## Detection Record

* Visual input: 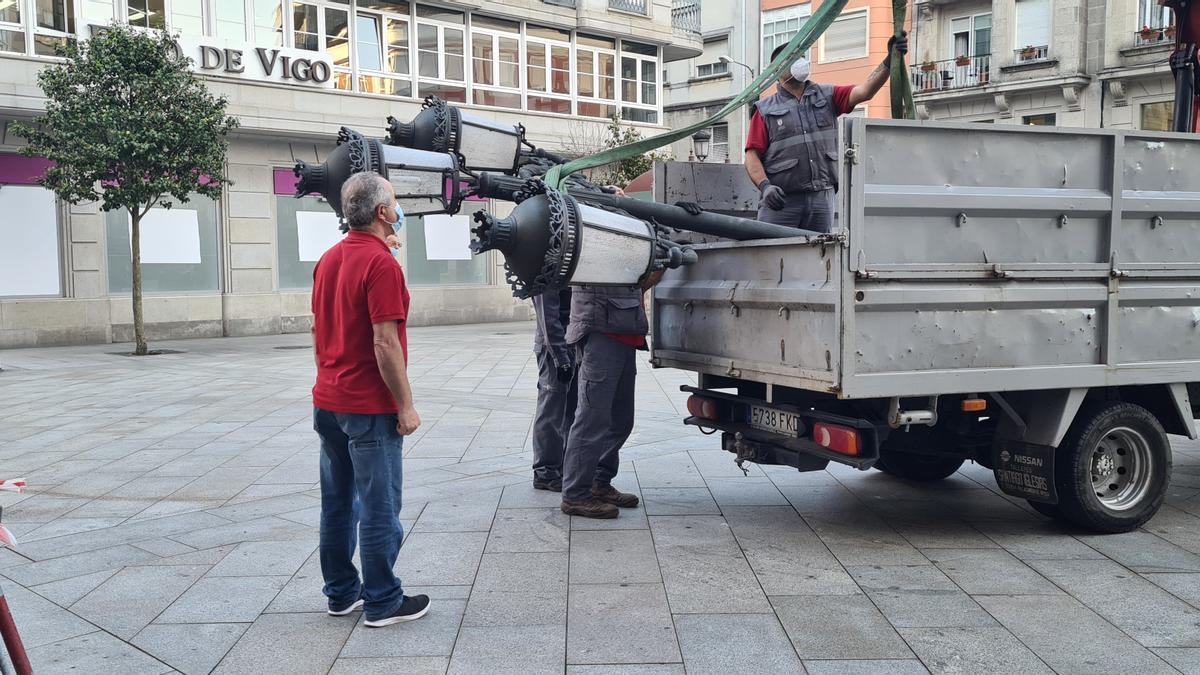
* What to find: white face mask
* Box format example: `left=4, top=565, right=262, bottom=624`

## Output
left=788, top=57, right=811, bottom=84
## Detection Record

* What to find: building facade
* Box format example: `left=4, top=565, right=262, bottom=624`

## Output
left=911, top=0, right=1174, bottom=130
left=0, top=0, right=701, bottom=348
left=662, top=0, right=756, bottom=164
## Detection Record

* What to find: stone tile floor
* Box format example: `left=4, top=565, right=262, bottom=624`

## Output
left=1, top=322, right=1200, bottom=674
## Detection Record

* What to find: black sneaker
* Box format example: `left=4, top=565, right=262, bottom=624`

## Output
left=533, top=477, right=563, bottom=492
left=364, top=595, right=431, bottom=627
left=327, top=597, right=364, bottom=616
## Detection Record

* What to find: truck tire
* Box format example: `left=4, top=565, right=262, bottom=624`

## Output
left=875, top=453, right=965, bottom=482
left=1054, top=401, right=1171, bottom=534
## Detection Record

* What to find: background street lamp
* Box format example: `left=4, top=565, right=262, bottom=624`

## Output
left=718, top=55, right=756, bottom=78
left=691, top=129, right=711, bottom=163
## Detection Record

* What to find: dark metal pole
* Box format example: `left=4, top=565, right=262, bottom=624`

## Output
left=471, top=173, right=817, bottom=241
left=575, top=193, right=821, bottom=240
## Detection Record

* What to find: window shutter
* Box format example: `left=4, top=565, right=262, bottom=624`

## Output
left=1015, top=0, right=1051, bottom=48
left=822, top=11, right=868, bottom=62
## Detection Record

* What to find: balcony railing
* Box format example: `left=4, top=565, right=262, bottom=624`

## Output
left=672, top=0, right=701, bottom=35
left=609, top=0, right=648, bottom=14
left=1014, top=45, right=1050, bottom=64
left=1135, top=27, right=1174, bottom=47
left=911, top=55, right=991, bottom=93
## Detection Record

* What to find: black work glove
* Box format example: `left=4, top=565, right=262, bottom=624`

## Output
left=556, top=364, right=574, bottom=384
left=884, top=32, right=909, bottom=68
left=674, top=201, right=703, bottom=216
left=554, top=349, right=575, bottom=383
left=757, top=179, right=787, bottom=211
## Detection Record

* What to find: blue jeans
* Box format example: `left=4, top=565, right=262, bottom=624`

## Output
left=314, top=407, right=405, bottom=620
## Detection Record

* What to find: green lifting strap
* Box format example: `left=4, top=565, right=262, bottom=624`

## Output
left=544, top=0, right=853, bottom=190
left=890, top=0, right=916, bottom=120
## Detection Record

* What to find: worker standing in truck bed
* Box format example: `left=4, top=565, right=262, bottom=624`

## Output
left=745, top=36, right=907, bottom=232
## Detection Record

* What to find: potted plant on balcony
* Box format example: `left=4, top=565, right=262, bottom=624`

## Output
left=921, top=60, right=937, bottom=73
left=1019, top=45, right=1038, bottom=60
left=1167, top=25, right=1177, bottom=39
left=1140, top=25, right=1158, bottom=41
left=955, top=54, right=972, bottom=67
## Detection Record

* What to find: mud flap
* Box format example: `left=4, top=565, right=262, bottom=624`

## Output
left=993, top=442, right=1058, bottom=504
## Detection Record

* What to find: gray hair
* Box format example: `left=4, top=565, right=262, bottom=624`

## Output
left=341, top=172, right=393, bottom=231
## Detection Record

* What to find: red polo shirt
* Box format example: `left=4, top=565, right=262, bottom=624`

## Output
left=312, top=230, right=410, bottom=415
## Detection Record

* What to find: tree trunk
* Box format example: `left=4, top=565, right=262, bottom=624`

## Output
left=131, top=211, right=148, bottom=356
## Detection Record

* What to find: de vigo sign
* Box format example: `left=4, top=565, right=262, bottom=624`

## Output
left=172, top=36, right=335, bottom=88
left=85, top=25, right=334, bottom=89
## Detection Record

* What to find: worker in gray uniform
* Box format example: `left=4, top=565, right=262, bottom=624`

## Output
left=745, top=36, right=907, bottom=232
left=558, top=274, right=661, bottom=519
left=531, top=287, right=575, bottom=492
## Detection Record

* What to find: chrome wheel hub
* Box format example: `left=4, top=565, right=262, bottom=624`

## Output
left=1090, top=427, right=1153, bottom=512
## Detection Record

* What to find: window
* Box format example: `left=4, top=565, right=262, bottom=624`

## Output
left=1022, top=113, right=1056, bottom=126
left=125, top=0, right=164, bottom=30
left=1140, top=0, right=1172, bottom=30
left=471, top=15, right=520, bottom=109
left=355, top=0, right=410, bottom=97
left=416, top=5, right=465, bottom=102
left=215, top=0, right=247, bottom=41
left=171, top=3, right=205, bottom=36
left=1141, top=101, right=1174, bottom=131
left=820, top=8, right=868, bottom=63
left=709, top=123, right=728, bottom=163
left=292, top=1, right=351, bottom=90
left=250, top=0, right=283, bottom=46
left=1015, top=0, right=1051, bottom=53
left=951, top=14, right=991, bottom=59
left=405, top=214, right=489, bottom=286
left=619, top=40, right=657, bottom=123
left=0, top=0, right=26, bottom=54
left=0, top=178, right=61, bottom=298
left=761, top=4, right=810, bottom=69
left=105, top=194, right=222, bottom=294
left=577, top=33, right=617, bottom=119
left=35, top=0, right=77, bottom=54
left=695, top=37, right=729, bottom=79
left=525, top=23, right=571, bottom=114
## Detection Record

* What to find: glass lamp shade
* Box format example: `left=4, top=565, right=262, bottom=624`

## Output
left=386, top=96, right=524, bottom=174
left=471, top=184, right=664, bottom=299
left=294, top=127, right=463, bottom=217
left=692, top=129, right=712, bottom=162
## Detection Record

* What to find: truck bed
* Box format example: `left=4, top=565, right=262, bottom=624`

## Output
left=652, top=119, right=1200, bottom=399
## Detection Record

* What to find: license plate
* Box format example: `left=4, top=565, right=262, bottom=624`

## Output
left=748, top=404, right=800, bottom=436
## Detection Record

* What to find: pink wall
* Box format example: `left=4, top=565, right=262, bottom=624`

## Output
left=0, top=154, right=53, bottom=185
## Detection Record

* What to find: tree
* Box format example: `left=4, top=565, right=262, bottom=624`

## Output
left=596, top=115, right=671, bottom=188
left=559, top=114, right=671, bottom=188
left=14, top=24, right=238, bottom=355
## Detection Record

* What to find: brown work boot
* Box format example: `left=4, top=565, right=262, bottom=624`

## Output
left=592, top=481, right=640, bottom=508
left=560, top=497, right=619, bottom=519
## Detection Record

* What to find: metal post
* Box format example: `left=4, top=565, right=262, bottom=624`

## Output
left=0, top=581, right=31, bottom=675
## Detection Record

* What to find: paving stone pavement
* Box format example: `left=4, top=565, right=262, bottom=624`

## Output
left=2, top=322, right=1200, bottom=674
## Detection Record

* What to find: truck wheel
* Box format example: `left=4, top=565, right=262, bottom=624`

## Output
left=875, top=453, right=965, bottom=482
left=1054, top=401, right=1171, bottom=534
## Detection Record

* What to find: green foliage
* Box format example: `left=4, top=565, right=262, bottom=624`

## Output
left=597, top=115, right=670, bottom=188
left=12, top=23, right=239, bottom=217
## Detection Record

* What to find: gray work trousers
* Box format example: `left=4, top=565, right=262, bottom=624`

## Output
left=561, top=334, right=637, bottom=501
left=532, top=349, right=577, bottom=482
left=756, top=187, right=835, bottom=233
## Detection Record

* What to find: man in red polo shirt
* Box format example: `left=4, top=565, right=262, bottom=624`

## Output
left=311, top=172, right=429, bottom=627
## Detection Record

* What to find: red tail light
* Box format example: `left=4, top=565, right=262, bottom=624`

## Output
left=813, top=423, right=861, bottom=456
left=687, top=395, right=720, bottom=420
